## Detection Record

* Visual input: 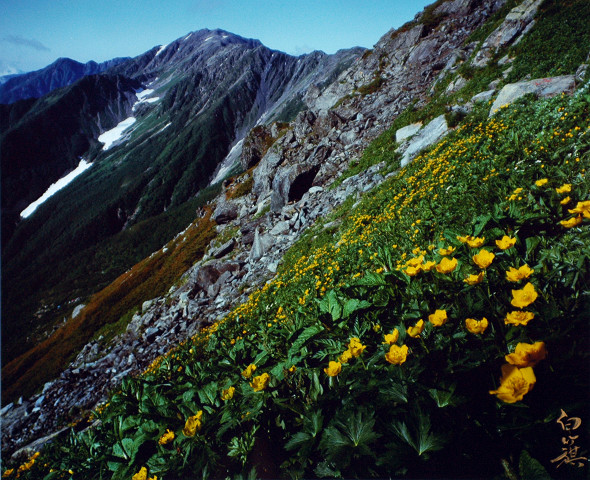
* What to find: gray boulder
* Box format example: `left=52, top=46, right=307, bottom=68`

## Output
left=399, top=115, right=449, bottom=167
left=490, top=75, right=576, bottom=116
left=209, top=239, right=235, bottom=259
left=395, top=122, right=422, bottom=143
left=471, top=89, right=495, bottom=103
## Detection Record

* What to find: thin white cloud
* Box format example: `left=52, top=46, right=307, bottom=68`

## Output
left=3, top=35, right=50, bottom=52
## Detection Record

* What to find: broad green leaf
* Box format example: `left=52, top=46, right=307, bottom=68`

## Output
left=342, top=298, right=372, bottom=318
left=519, top=450, right=551, bottom=480
left=288, top=324, right=324, bottom=357
left=319, top=290, right=342, bottom=321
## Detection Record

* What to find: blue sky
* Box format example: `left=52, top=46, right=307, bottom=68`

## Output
left=0, top=0, right=433, bottom=74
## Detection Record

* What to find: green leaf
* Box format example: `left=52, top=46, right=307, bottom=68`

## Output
left=285, top=431, right=313, bottom=451
left=288, top=324, right=324, bottom=357
left=392, top=414, right=445, bottom=456
left=197, top=382, right=219, bottom=406
left=121, top=437, right=137, bottom=460
left=319, top=290, right=342, bottom=321
left=473, top=214, right=492, bottom=236
left=428, top=383, right=457, bottom=407
left=352, top=271, right=387, bottom=287
left=519, top=450, right=551, bottom=480
left=342, top=298, right=372, bottom=319
left=112, top=442, right=128, bottom=460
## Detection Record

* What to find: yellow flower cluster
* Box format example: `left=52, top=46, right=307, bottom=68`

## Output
left=132, top=466, right=157, bottom=480
left=250, top=373, right=271, bottom=391
left=158, top=429, right=175, bottom=445
left=183, top=411, right=203, bottom=437
left=490, top=342, right=547, bottom=403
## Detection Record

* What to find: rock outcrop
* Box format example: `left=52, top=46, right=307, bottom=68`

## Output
left=490, top=75, right=577, bottom=115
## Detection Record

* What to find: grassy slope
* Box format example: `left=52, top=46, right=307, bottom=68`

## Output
left=5, top=2, right=590, bottom=478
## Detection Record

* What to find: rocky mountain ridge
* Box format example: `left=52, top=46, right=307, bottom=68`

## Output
left=2, top=0, right=566, bottom=458
left=0, top=57, right=130, bottom=104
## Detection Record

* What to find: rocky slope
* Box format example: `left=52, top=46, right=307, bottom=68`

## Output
left=0, top=0, right=541, bottom=458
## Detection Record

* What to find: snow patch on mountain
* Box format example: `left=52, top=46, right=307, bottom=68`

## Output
left=211, top=139, right=244, bottom=184
left=98, top=117, right=137, bottom=150
left=132, top=88, right=160, bottom=111
left=21, top=159, right=92, bottom=218
left=155, top=44, right=168, bottom=56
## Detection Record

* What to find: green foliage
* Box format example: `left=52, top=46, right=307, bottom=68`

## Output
left=506, top=0, right=590, bottom=82
left=356, top=75, right=384, bottom=96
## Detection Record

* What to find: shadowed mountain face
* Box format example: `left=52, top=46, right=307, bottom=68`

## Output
left=0, top=57, right=129, bottom=104
left=0, top=28, right=362, bottom=365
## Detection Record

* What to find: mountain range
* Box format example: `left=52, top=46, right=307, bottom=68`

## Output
left=1, top=28, right=361, bottom=366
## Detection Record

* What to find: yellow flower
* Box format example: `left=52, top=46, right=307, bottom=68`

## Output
left=428, top=309, right=448, bottom=327
left=472, top=249, right=495, bottom=269
left=406, top=256, right=424, bottom=267
left=221, top=386, right=235, bottom=401
left=422, top=261, right=436, bottom=272
left=510, top=282, right=538, bottom=308
left=288, top=365, right=296, bottom=373
left=535, top=178, right=548, bottom=187
left=569, top=200, right=590, bottom=218
left=489, top=364, right=536, bottom=403
left=466, top=236, right=485, bottom=248
left=250, top=372, right=271, bottom=391
left=555, top=183, right=571, bottom=194
left=464, top=272, right=484, bottom=285
left=383, top=329, right=399, bottom=345
left=560, top=215, right=583, bottom=228
left=465, top=317, right=488, bottom=334
left=438, top=246, right=455, bottom=256
left=183, top=411, right=203, bottom=437
left=324, top=361, right=342, bottom=377
left=495, top=235, right=516, bottom=250
left=504, top=311, right=535, bottom=326
left=338, top=349, right=353, bottom=364
left=505, top=342, right=547, bottom=367
left=456, top=235, right=470, bottom=243
left=372, top=324, right=381, bottom=332
left=2, top=469, right=14, bottom=478
left=385, top=344, right=409, bottom=365
left=133, top=467, right=148, bottom=480
left=407, top=319, right=425, bottom=338
left=17, top=459, right=35, bottom=474
left=436, top=257, right=458, bottom=274
left=505, top=264, right=534, bottom=282
left=158, top=429, right=175, bottom=445
left=560, top=196, right=571, bottom=205
left=241, top=364, right=256, bottom=379
left=348, top=338, right=366, bottom=357
left=405, top=265, right=421, bottom=276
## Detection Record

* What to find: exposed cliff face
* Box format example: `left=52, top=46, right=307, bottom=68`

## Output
left=0, top=57, right=129, bottom=104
